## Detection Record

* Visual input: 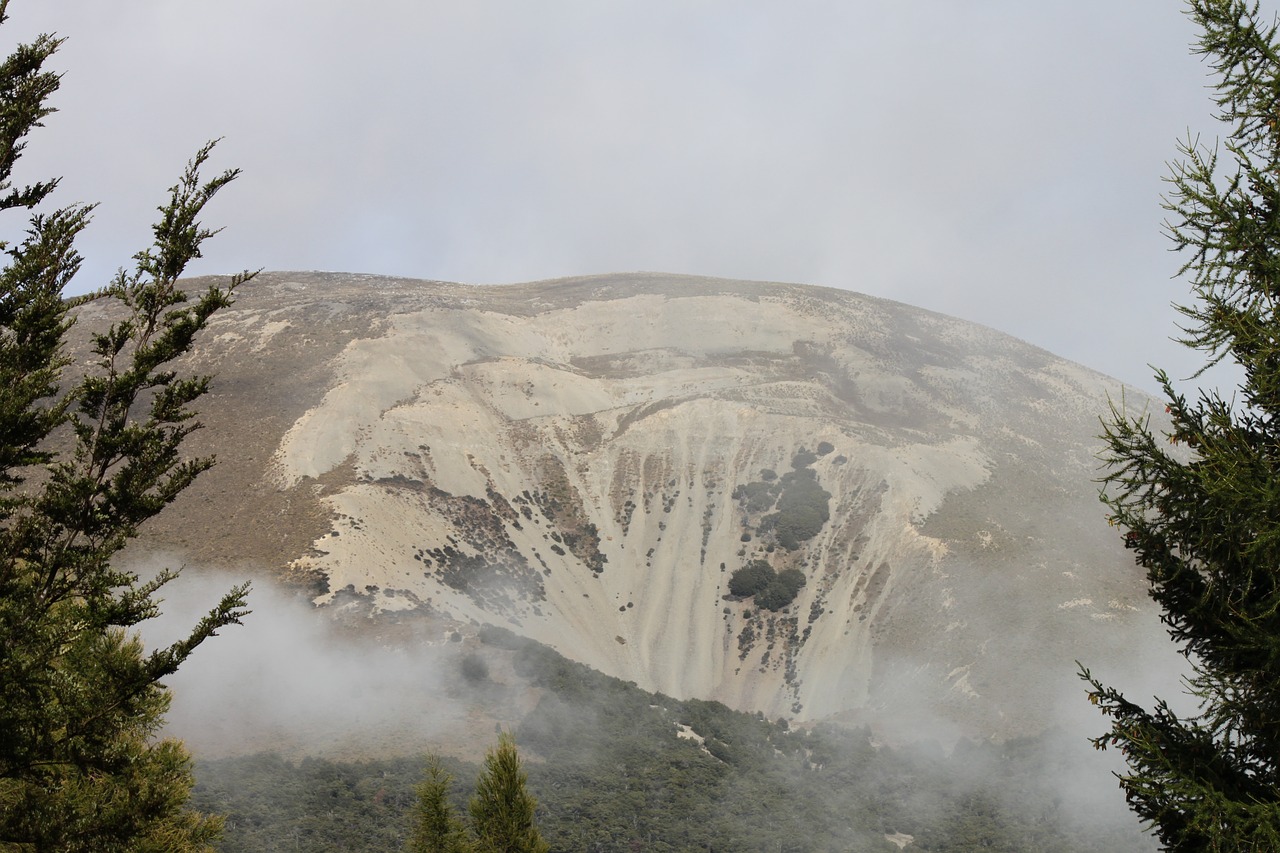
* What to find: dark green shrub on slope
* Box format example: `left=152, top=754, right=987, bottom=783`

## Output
left=729, top=560, right=776, bottom=596
left=754, top=568, right=807, bottom=612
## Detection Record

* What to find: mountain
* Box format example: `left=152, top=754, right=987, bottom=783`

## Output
left=68, top=271, right=1168, bottom=738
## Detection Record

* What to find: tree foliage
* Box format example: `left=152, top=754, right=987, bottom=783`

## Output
left=469, top=733, right=548, bottom=853
left=766, top=466, right=831, bottom=551
left=0, top=4, right=252, bottom=848
left=1083, top=1, right=1280, bottom=848
left=729, top=559, right=776, bottom=597
left=408, top=735, right=548, bottom=853
left=408, top=756, right=469, bottom=853
left=728, top=561, right=806, bottom=610
left=754, top=568, right=807, bottom=612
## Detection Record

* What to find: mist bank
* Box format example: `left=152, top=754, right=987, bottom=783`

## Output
left=130, top=566, right=1163, bottom=850
left=140, top=562, right=1188, bottom=754
left=184, top=618, right=1158, bottom=852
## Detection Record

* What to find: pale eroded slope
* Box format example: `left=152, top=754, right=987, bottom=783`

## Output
left=135, top=271, right=1163, bottom=734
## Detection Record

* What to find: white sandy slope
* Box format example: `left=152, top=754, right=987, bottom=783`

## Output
left=248, top=274, right=1158, bottom=733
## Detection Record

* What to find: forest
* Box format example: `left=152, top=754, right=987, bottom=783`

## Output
left=192, top=629, right=1154, bottom=852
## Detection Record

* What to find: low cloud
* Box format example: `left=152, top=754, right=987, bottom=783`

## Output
left=135, top=561, right=468, bottom=759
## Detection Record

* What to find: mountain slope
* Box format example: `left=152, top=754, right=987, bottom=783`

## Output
left=71, top=271, right=1165, bottom=736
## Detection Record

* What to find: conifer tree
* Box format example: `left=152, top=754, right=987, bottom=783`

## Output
left=1082, top=1, right=1280, bottom=848
left=0, top=3, right=252, bottom=848
left=409, top=735, right=547, bottom=853
left=408, top=756, right=470, bottom=853
left=469, top=734, right=549, bottom=853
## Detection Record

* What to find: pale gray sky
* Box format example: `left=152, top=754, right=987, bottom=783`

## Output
left=0, top=2, right=1237, bottom=394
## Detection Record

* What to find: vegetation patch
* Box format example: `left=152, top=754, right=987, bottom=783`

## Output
left=729, top=559, right=776, bottom=597
left=755, top=569, right=807, bottom=612
left=732, top=449, right=833, bottom=552
left=727, top=560, right=807, bottom=612
left=529, top=455, right=608, bottom=574
left=418, top=490, right=546, bottom=612
left=764, top=468, right=831, bottom=550
left=193, top=639, right=1157, bottom=853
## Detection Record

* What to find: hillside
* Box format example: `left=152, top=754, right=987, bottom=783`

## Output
left=67, top=271, right=1169, bottom=740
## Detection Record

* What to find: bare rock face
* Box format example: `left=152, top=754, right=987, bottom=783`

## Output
left=72, top=271, right=1164, bottom=736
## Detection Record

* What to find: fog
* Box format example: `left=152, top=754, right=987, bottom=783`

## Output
left=129, top=551, right=1196, bottom=847
left=856, top=561, right=1194, bottom=841
left=138, top=561, right=488, bottom=761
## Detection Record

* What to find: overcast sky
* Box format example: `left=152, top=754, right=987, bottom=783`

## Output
left=0, top=2, right=1241, bottom=394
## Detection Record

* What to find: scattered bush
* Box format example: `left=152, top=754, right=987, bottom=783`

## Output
left=732, top=480, right=780, bottom=512
left=478, top=625, right=528, bottom=650
left=754, top=569, right=807, bottom=612
left=816, top=441, right=835, bottom=456
left=729, top=560, right=776, bottom=597
left=729, top=563, right=806, bottom=611
left=461, top=653, right=490, bottom=683
left=767, top=472, right=831, bottom=550
left=791, top=449, right=818, bottom=469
